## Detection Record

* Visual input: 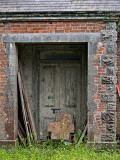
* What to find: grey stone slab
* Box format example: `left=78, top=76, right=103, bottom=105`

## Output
left=107, top=103, right=116, bottom=111
left=101, top=76, right=115, bottom=84
left=107, top=67, right=116, bottom=76
left=106, top=124, right=115, bottom=133
left=2, top=33, right=100, bottom=43
left=4, top=42, right=18, bottom=141
left=107, top=42, right=117, bottom=54
left=101, top=30, right=117, bottom=43
left=101, top=94, right=116, bottom=102
left=101, top=112, right=115, bottom=123
left=101, top=55, right=115, bottom=66
left=88, top=123, right=97, bottom=141
left=106, top=22, right=117, bottom=30
left=106, top=85, right=116, bottom=94
left=101, top=134, right=116, bottom=142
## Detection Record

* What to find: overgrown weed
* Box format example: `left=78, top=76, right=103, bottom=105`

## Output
left=0, top=141, right=120, bottom=160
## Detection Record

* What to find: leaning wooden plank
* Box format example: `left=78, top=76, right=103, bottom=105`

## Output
left=18, top=72, right=31, bottom=145
left=18, top=121, right=26, bottom=147
left=21, top=90, right=34, bottom=141
left=18, top=120, right=26, bottom=139
left=76, top=124, right=88, bottom=148
left=23, top=97, right=33, bottom=135
left=21, top=95, right=32, bottom=136
left=18, top=59, right=37, bottom=141
left=18, top=129, right=26, bottom=148
left=19, top=62, right=36, bottom=141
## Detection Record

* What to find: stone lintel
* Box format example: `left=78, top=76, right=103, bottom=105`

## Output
left=2, top=33, right=100, bottom=43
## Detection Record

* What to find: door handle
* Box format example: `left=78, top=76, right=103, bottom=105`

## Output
left=51, top=108, right=61, bottom=114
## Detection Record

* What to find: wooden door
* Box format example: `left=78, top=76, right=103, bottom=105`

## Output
left=39, top=62, right=80, bottom=138
left=39, top=63, right=60, bottom=138
left=59, top=63, right=80, bottom=131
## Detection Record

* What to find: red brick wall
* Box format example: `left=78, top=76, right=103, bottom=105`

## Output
left=94, top=42, right=106, bottom=142
left=117, top=32, right=120, bottom=135
left=0, top=21, right=105, bottom=34
left=0, top=21, right=106, bottom=141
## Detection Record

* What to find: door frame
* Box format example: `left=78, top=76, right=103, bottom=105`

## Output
left=2, top=33, right=100, bottom=143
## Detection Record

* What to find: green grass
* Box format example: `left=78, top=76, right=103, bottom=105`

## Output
left=0, top=141, right=120, bottom=160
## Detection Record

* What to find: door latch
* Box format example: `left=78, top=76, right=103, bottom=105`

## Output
left=51, top=108, right=61, bottom=114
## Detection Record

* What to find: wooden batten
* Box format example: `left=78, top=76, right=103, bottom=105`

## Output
left=18, top=59, right=37, bottom=144
left=18, top=72, right=31, bottom=145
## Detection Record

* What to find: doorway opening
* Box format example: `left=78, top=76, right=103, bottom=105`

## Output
left=18, top=43, right=88, bottom=139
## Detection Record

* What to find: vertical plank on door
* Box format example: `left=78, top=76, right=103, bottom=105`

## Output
left=39, top=63, right=59, bottom=138
left=60, top=63, right=80, bottom=132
